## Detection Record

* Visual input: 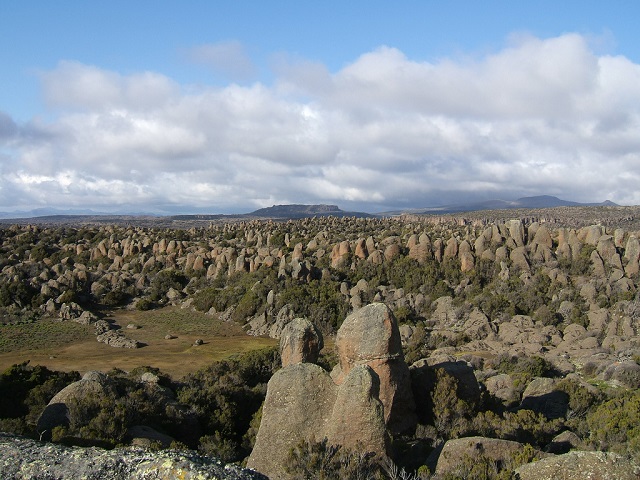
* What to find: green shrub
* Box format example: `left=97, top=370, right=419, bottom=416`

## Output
left=587, top=389, right=640, bottom=461
left=285, top=438, right=385, bottom=480
left=177, top=347, right=280, bottom=461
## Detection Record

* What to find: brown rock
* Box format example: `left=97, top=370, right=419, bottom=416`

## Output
left=384, top=243, right=401, bottom=262
left=279, top=318, right=323, bottom=367
left=247, top=363, right=337, bottom=480
left=325, top=365, right=389, bottom=457
left=332, top=303, right=416, bottom=434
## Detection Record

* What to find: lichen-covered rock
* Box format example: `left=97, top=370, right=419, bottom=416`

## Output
left=0, top=433, right=266, bottom=479
left=515, top=450, right=640, bottom=480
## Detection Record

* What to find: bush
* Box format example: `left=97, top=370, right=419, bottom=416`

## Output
left=587, top=389, right=640, bottom=462
left=285, top=438, right=385, bottom=480
left=177, top=347, right=280, bottom=461
left=0, top=362, right=80, bottom=434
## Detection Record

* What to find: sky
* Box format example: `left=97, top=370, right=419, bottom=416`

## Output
left=1, top=1, right=640, bottom=215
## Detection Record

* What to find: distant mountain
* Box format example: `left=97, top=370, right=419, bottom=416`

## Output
left=249, top=204, right=372, bottom=219
left=0, top=207, right=110, bottom=219
left=384, top=195, right=618, bottom=216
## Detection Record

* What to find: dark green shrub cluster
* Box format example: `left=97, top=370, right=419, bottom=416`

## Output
left=149, top=269, right=188, bottom=302
left=587, top=389, right=640, bottom=462
left=0, top=362, right=80, bottom=435
left=176, top=347, right=280, bottom=462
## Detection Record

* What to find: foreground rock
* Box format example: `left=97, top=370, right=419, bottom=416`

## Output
left=247, top=304, right=409, bottom=479
left=515, top=450, right=640, bottom=480
left=247, top=363, right=340, bottom=479
left=331, top=303, right=417, bottom=434
left=0, top=433, right=266, bottom=479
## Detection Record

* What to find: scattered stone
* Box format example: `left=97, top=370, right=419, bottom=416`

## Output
left=96, top=330, right=141, bottom=349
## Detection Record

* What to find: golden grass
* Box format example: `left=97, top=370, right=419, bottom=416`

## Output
left=0, top=306, right=277, bottom=380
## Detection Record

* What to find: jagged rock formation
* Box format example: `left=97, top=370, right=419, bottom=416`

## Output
left=247, top=304, right=413, bottom=479
left=0, top=433, right=266, bottom=479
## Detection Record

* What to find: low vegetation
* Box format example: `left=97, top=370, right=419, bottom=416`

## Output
left=0, top=211, right=639, bottom=477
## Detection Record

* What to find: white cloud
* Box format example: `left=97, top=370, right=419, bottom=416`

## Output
left=187, top=41, right=256, bottom=81
left=3, top=33, right=640, bottom=213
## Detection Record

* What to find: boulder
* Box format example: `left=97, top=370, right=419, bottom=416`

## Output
left=515, top=451, right=640, bottom=480
left=545, top=430, right=582, bottom=454
left=484, top=373, right=520, bottom=407
left=325, top=365, right=389, bottom=457
left=279, top=318, right=323, bottom=367
left=600, top=361, right=640, bottom=388
left=434, top=436, right=537, bottom=476
left=331, top=303, right=416, bottom=434
left=520, top=377, right=568, bottom=420
left=463, top=308, right=495, bottom=340
left=247, top=363, right=338, bottom=480
left=37, top=371, right=116, bottom=437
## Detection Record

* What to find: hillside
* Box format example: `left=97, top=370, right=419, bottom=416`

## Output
left=1, top=212, right=639, bottom=478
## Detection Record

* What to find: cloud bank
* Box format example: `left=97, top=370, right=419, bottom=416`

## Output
left=2, top=33, right=640, bottom=213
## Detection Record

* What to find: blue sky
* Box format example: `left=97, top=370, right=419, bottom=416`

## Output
left=1, top=1, right=639, bottom=214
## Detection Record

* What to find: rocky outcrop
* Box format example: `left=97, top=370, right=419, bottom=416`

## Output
left=279, top=318, right=323, bottom=367
left=0, top=433, right=266, bottom=479
left=96, top=329, right=142, bottom=348
left=248, top=303, right=413, bottom=479
left=331, top=303, right=417, bottom=434
left=515, top=450, right=640, bottom=480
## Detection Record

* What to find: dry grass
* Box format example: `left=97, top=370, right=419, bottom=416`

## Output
left=0, top=306, right=276, bottom=380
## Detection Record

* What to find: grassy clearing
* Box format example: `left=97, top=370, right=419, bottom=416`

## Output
left=0, top=320, right=93, bottom=353
left=0, top=307, right=277, bottom=380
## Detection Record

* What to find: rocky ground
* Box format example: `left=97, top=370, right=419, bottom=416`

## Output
left=0, top=433, right=266, bottom=479
left=1, top=209, right=640, bottom=478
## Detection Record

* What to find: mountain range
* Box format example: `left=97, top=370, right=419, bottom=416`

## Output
left=0, top=196, right=619, bottom=221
